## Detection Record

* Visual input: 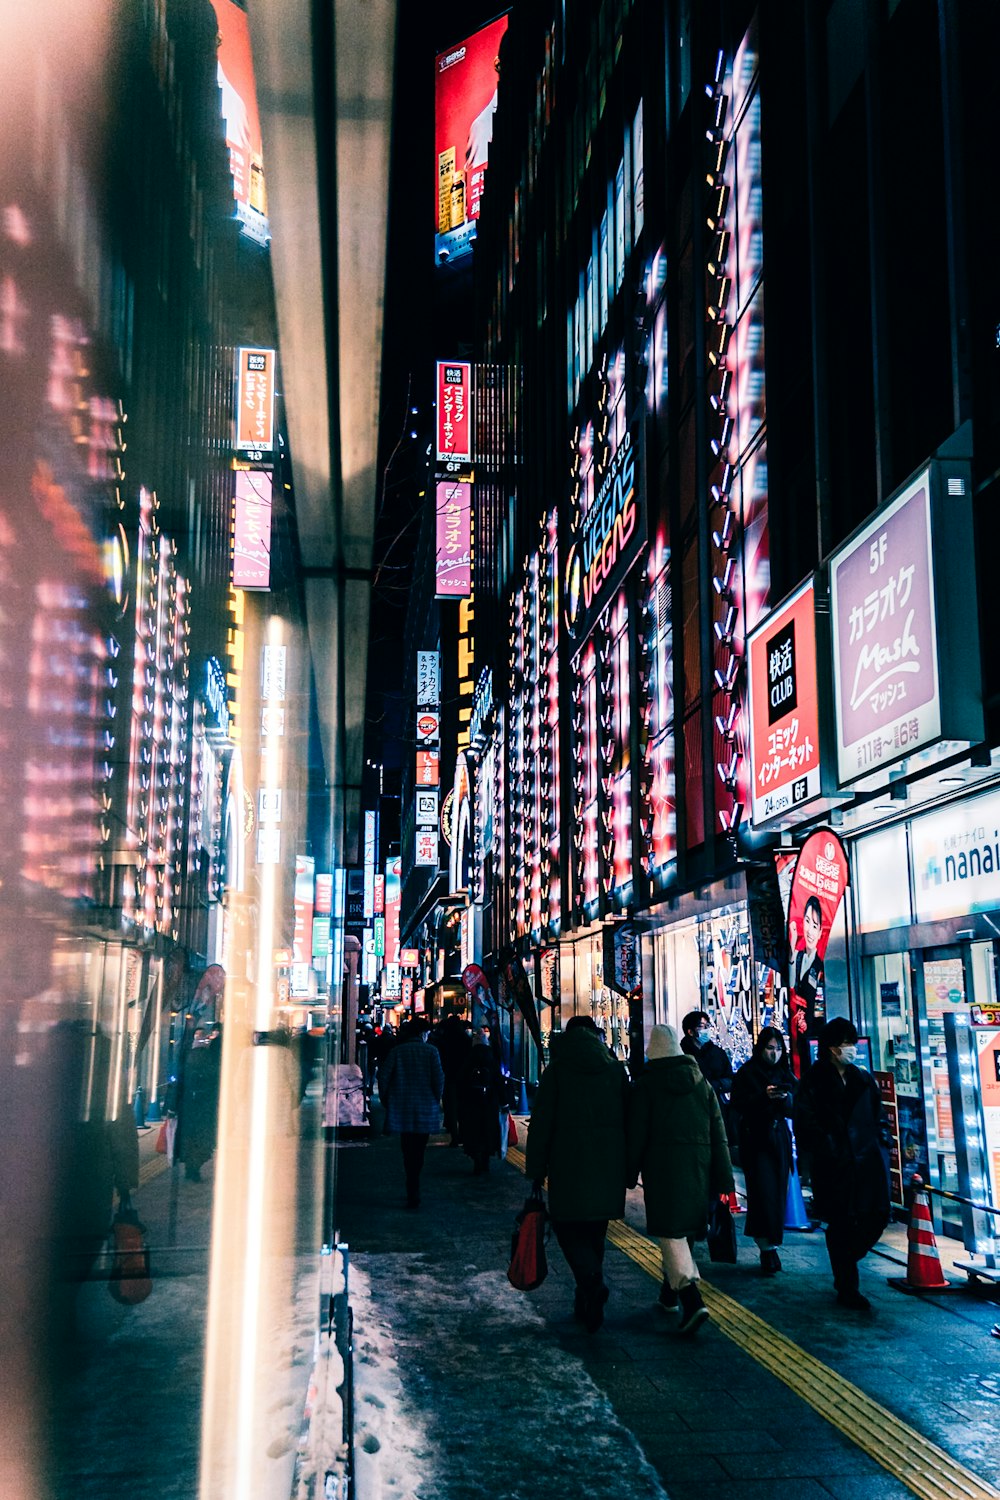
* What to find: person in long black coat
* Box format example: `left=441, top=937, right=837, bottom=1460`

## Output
left=731, top=1027, right=795, bottom=1275
left=795, top=1016, right=890, bottom=1311
left=457, top=1028, right=505, bottom=1174
left=431, top=1010, right=474, bottom=1146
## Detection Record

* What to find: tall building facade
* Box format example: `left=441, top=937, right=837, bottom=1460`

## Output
left=455, top=0, right=1000, bottom=1232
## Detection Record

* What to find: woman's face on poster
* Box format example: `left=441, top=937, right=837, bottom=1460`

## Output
left=803, top=904, right=822, bottom=952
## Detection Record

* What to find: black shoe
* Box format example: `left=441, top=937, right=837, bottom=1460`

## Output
left=677, top=1282, right=709, bottom=1336
left=836, top=1289, right=871, bottom=1312
left=657, top=1280, right=679, bottom=1313
left=184, top=1164, right=201, bottom=1182
left=580, top=1275, right=608, bottom=1333
left=760, top=1249, right=781, bottom=1276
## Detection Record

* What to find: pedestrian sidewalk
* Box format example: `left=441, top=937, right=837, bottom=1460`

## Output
left=334, top=1121, right=1000, bottom=1500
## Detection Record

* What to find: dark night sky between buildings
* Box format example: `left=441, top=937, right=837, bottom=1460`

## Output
left=364, top=1, right=508, bottom=779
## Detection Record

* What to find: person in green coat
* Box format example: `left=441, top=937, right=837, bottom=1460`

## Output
left=627, top=1024, right=734, bottom=1335
left=525, top=1015, right=629, bottom=1332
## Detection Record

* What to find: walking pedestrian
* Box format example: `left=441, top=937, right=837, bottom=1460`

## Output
left=379, top=1019, right=445, bottom=1209
left=177, top=1024, right=222, bottom=1182
left=431, top=1008, right=473, bottom=1146
left=731, top=1027, right=795, bottom=1274
left=795, top=1016, right=890, bottom=1311
left=458, top=1025, right=505, bottom=1174
left=680, top=1010, right=734, bottom=1100
left=525, top=1015, right=629, bottom=1332
left=627, top=1024, right=734, bottom=1335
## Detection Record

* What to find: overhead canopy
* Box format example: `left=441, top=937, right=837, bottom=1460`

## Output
left=250, top=0, right=396, bottom=866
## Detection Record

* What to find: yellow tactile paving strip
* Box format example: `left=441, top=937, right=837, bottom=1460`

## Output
left=506, top=1142, right=999, bottom=1500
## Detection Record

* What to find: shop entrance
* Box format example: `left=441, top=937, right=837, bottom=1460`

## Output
left=914, top=943, right=999, bottom=1248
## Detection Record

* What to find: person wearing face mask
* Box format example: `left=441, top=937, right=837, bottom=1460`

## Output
left=731, top=1028, right=796, bottom=1274
left=794, top=1016, right=891, bottom=1311
left=680, top=1011, right=734, bottom=1099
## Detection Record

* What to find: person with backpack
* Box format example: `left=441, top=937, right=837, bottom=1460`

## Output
left=458, top=1025, right=505, bottom=1174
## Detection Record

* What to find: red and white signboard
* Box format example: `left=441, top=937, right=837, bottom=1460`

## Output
left=747, top=579, right=822, bottom=828
left=292, top=856, right=315, bottom=966
left=233, top=470, right=272, bottom=589
left=416, top=751, right=440, bottom=787
left=209, top=0, right=269, bottom=243
left=416, top=711, right=440, bottom=745
left=235, top=346, right=276, bottom=452
left=373, top=874, right=385, bottom=915
left=787, top=828, right=849, bottom=1077
left=400, top=948, right=419, bottom=967
left=415, top=829, right=439, bottom=867
left=315, top=873, right=333, bottom=915
left=436, top=361, right=472, bottom=463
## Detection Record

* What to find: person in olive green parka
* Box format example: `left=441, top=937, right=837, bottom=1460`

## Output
left=525, top=1015, right=629, bottom=1331
left=627, top=1023, right=734, bottom=1335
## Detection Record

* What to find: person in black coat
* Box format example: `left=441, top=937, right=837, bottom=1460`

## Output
left=795, top=1016, right=891, bottom=1311
left=680, top=1011, right=734, bottom=1096
left=457, top=1027, right=505, bottom=1174
left=731, top=1027, right=795, bottom=1275
left=431, top=1010, right=474, bottom=1146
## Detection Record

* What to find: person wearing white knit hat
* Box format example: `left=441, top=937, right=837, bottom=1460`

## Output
left=627, top=1023, right=734, bottom=1334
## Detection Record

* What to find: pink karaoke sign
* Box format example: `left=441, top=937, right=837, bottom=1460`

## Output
left=830, top=469, right=939, bottom=785
left=435, top=480, right=471, bottom=597
left=233, top=470, right=272, bottom=589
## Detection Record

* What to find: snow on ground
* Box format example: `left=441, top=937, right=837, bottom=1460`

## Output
left=350, top=1253, right=670, bottom=1500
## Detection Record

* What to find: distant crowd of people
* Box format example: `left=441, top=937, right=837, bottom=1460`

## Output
left=370, top=1004, right=891, bottom=1336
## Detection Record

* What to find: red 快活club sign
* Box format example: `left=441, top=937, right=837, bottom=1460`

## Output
left=436, top=362, right=472, bottom=463
left=235, top=347, right=276, bottom=451
left=435, top=480, right=472, bottom=597
left=210, top=0, right=269, bottom=242
left=787, top=828, right=849, bottom=1076
left=747, top=579, right=821, bottom=828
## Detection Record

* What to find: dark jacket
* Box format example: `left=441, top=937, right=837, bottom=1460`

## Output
left=795, top=1060, right=890, bottom=1225
left=731, top=1056, right=795, bottom=1245
left=431, top=1013, right=474, bottom=1077
left=627, top=1055, right=734, bottom=1239
left=681, top=1035, right=733, bottom=1095
left=458, top=1044, right=505, bottom=1159
left=380, top=1038, right=445, bottom=1134
left=524, top=1027, right=629, bottom=1221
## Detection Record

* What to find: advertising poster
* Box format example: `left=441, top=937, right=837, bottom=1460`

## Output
left=436, top=361, right=473, bottom=463
left=462, top=962, right=495, bottom=1015
left=235, top=347, right=276, bottom=451
left=874, top=1071, right=904, bottom=1207
left=911, top=786, right=1000, bottom=925
left=787, top=828, right=849, bottom=1075
left=830, top=469, right=939, bottom=785
left=435, top=481, right=472, bottom=597
left=209, top=0, right=269, bottom=243
left=232, top=470, right=272, bottom=589
left=415, top=789, right=438, bottom=826
left=747, top=579, right=821, bottom=827
left=746, top=859, right=787, bottom=982
left=292, top=856, right=315, bottom=965
left=416, top=711, right=440, bottom=746
left=976, top=1029, right=1000, bottom=1209
left=434, top=14, right=509, bottom=268
left=498, top=945, right=543, bottom=1053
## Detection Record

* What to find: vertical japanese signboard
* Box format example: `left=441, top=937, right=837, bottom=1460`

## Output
left=235, top=347, right=276, bottom=452
left=436, top=362, right=472, bottom=463
left=416, top=651, right=440, bottom=708
left=747, top=579, right=821, bottom=827
left=434, top=15, right=509, bottom=269
left=363, top=809, right=376, bottom=919
left=232, top=470, right=272, bottom=589
left=435, top=481, right=472, bottom=598
left=293, top=856, right=315, bottom=965
left=385, top=856, right=402, bottom=965
left=830, top=470, right=939, bottom=786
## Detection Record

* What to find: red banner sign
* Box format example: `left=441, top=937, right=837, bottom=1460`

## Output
left=787, top=828, right=849, bottom=1075
left=436, top=361, right=472, bottom=463
left=235, top=346, right=276, bottom=451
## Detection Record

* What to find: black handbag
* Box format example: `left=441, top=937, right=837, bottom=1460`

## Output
left=706, top=1195, right=738, bottom=1264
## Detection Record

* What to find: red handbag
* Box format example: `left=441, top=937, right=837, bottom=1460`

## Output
left=507, top=1114, right=518, bottom=1147
left=108, top=1204, right=152, bottom=1305
left=507, top=1189, right=548, bottom=1291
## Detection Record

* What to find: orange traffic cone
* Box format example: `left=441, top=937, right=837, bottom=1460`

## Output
left=894, top=1176, right=951, bottom=1292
